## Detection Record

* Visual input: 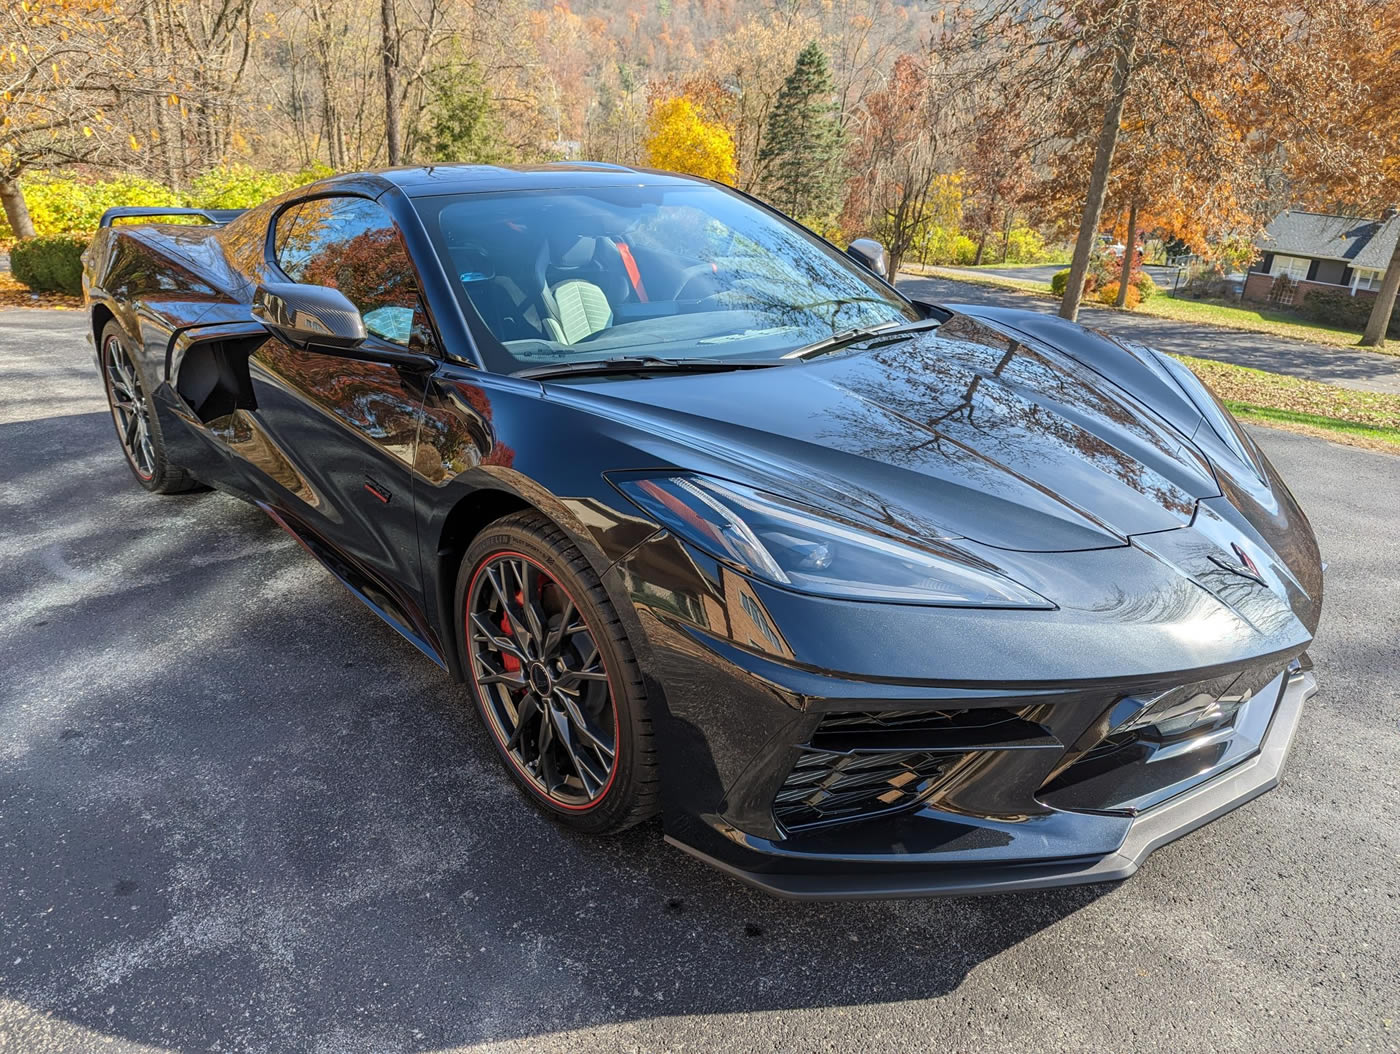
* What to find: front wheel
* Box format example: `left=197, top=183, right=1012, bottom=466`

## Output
left=456, top=512, right=658, bottom=833
left=99, top=321, right=197, bottom=493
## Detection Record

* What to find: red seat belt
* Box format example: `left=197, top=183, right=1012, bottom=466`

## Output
left=615, top=240, right=649, bottom=302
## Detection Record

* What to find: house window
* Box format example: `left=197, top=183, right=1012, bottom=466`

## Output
left=1354, top=269, right=1382, bottom=292
left=1270, top=255, right=1311, bottom=281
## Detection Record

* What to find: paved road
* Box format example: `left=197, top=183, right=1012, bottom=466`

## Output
left=938, top=262, right=1180, bottom=289
left=900, top=272, right=1400, bottom=394
left=1, top=308, right=1398, bottom=1053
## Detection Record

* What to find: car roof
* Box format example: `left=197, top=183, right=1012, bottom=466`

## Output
left=304, top=163, right=713, bottom=200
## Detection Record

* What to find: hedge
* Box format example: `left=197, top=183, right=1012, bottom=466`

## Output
left=10, top=236, right=88, bottom=295
left=1301, top=288, right=1400, bottom=338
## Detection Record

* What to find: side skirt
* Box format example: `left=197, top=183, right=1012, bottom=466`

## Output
left=256, top=500, right=449, bottom=673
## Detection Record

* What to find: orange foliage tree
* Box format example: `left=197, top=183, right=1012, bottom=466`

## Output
left=937, top=0, right=1371, bottom=321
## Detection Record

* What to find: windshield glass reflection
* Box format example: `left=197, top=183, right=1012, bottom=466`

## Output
left=416, top=184, right=918, bottom=373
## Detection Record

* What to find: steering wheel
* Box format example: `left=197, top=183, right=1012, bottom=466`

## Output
left=670, top=263, right=717, bottom=300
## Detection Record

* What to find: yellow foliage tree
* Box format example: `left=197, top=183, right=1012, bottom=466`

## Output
left=643, top=96, right=736, bottom=185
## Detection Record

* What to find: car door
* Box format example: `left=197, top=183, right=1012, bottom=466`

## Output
left=243, top=194, right=436, bottom=639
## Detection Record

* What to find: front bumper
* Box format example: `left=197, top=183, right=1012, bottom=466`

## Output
left=666, top=663, right=1316, bottom=899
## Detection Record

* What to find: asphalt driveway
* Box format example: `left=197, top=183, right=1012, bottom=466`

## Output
left=1, top=308, right=1397, bottom=1053
left=900, top=272, right=1400, bottom=394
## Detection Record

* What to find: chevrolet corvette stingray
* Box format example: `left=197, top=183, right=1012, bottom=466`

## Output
left=82, top=163, right=1322, bottom=897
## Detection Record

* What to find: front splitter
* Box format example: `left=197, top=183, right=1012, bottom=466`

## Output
left=667, top=668, right=1318, bottom=899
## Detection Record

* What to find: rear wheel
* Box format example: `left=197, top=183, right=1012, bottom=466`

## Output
left=457, top=512, right=658, bottom=833
left=100, top=321, right=197, bottom=493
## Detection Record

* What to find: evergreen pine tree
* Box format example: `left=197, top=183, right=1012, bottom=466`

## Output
left=425, top=59, right=507, bottom=164
left=758, top=42, right=845, bottom=221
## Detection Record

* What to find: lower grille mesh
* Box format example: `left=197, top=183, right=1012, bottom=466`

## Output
left=773, top=749, right=958, bottom=830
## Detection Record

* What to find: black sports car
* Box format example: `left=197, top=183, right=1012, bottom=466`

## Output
left=83, top=164, right=1322, bottom=898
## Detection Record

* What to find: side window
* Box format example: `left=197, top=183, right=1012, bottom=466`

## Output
left=273, top=196, right=420, bottom=347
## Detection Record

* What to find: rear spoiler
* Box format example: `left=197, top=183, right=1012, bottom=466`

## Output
left=99, top=206, right=246, bottom=228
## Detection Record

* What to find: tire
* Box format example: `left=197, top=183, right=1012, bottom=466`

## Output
left=99, top=320, right=198, bottom=494
left=456, top=511, right=658, bottom=833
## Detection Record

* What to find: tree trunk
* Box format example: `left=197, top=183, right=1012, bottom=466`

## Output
left=1059, top=1, right=1140, bottom=321
left=973, top=231, right=987, bottom=266
left=380, top=0, right=402, bottom=165
left=0, top=178, right=36, bottom=240
left=142, top=0, right=182, bottom=188
left=1000, top=207, right=1013, bottom=262
left=887, top=252, right=904, bottom=283
left=1360, top=237, right=1400, bottom=347
left=1116, top=199, right=1139, bottom=307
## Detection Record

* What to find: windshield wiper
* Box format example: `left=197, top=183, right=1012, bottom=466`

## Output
left=782, top=317, right=942, bottom=361
left=514, top=355, right=785, bottom=380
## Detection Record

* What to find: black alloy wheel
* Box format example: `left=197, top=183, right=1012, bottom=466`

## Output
left=99, top=321, right=197, bottom=493
left=458, top=512, right=657, bottom=831
left=103, top=331, right=156, bottom=482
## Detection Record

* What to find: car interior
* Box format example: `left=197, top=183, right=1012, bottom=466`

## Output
left=424, top=186, right=913, bottom=369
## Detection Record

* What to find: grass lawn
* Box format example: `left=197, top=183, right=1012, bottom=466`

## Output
left=1176, top=354, right=1400, bottom=451
left=906, top=265, right=1391, bottom=354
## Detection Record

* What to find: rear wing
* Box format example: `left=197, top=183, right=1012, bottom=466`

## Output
left=98, top=206, right=246, bottom=228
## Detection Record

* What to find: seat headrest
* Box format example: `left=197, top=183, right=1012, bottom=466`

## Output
left=549, top=234, right=598, bottom=268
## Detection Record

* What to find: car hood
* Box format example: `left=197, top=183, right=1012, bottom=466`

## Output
left=556, top=313, right=1221, bottom=553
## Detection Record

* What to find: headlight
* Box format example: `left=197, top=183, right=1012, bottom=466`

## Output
left=613, top=474, right=1053, bottom=608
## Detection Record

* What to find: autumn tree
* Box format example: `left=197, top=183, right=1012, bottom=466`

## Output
left=0, top=0, right=130, bottom=237
left=643, top=95, right=736, bottom=184
left=759, top=42, right=845, bottom=221
left=938, top=0, right=1365, bottom=321
left=1293, top=2, right=1400, bottom=346
left=959, top=113, right=1036, bottom=266
left=841, top=54, right=945, bottom=279
left=703, top=8, right=820, bottom=192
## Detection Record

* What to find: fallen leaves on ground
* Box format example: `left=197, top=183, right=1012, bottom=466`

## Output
left=0, top=273, right=81, bottom=310
left=1177, top=354, right=1400, bottom=431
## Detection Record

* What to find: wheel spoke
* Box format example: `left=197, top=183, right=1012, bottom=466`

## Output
left=485, top=563, right=535, bottom=655
left=470, top=611, right=528, bottom=664
left=542, top=597, right=578, bottom=658
left=506, top=693, right=541, bottom=751
left=549, top=700, right=606, bottom=796
left=556, top=690, right=616, bottom=764
left=511, top=559, right=548, bottom=647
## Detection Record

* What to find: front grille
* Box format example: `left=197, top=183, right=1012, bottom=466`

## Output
left=773, top=749, right=959, bottom=830
left=773, top=706, right=1057, bottom=832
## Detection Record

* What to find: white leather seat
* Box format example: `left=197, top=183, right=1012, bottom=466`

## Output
left=542, top=279, right=613, bottom=344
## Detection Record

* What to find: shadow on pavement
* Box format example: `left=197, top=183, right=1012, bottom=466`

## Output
left=0, top=411, right=1110, bottom=1051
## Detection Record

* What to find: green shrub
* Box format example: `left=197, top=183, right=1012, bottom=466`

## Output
left=1301, top=288, right=1400, bottom=337
left=1, top=165, right=338, bottom=239
left=1051, top=268, right=1071, bottom=296
left=10, top=174, right=184, bottom=238
left=1001, top=226, right=1052, bottom=264
left=187, top=163, right=333, bottom=210
left=10, top=235, right=88, bottom=294
left=1134, top=271, right=1157, bottom=300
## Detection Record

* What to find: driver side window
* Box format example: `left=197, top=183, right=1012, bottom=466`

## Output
left=274, top=196, right=421, bottom=347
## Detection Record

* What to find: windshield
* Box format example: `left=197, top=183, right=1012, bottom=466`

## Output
left=415, top=183, right=920, bottom=374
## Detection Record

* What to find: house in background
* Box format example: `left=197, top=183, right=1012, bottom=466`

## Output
left=1244, top=208, right=1399, bottom=306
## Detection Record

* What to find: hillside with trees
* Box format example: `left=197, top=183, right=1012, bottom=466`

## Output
left=3, top=0, right=1397, bottom=341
